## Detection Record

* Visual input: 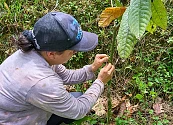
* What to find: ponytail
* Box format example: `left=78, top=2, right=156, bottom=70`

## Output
left=15, top=30, right=36, bottom=52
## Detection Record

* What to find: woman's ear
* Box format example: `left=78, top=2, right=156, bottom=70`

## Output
left=39, top=51, right=59, bottom=65
left=46, top=51, right=57, bottom=60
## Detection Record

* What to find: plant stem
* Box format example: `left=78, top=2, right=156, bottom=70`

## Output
left=111, top=0, right=113, bottom=7
left=107, top=81, right=112, bottom=124
left=107, top=24, right=119, bottom=124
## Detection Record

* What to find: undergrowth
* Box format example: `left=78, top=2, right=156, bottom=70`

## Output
left=0, top=0, right=173, bottom=124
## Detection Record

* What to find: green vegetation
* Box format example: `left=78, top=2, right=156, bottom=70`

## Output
left=0, top=0, right=173, bottom=124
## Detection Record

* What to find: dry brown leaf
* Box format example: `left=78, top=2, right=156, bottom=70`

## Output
left=92, top=98, right=107, bottom=116
left=93, top=95, right=138, bottom=118
left=121, top=95, right=127, bottom=101
left=5, top=47, right=16, bottom=55
left=92, top=96, right=120, bottom=116
left=98, top=7, right=126, bottom=27
left=153, top=103, right=164, bottom=115
left=113, top=96, right=127, bottom=117
left=117, top=101, right=126, bottom=117
left=126, top=99, right=138, bottom=117
left=111, top=97, right=120, bottom=109
left=128, top=93, right=132, bottom=97
left=125, top=99, right=131, bottom=108
left=113, top=97, right=138, bottom=118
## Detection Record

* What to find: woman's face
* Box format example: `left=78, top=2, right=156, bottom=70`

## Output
left=41, top=50, right=77, bottom=65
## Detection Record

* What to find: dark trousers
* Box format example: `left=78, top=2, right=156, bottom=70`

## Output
left=47, top=114, right=75, bottom=125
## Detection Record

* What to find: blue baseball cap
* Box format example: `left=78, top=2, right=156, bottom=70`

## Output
left=30, top=11, right=98, bottom=52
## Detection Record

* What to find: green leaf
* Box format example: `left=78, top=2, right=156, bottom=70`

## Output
left=72, top=116, right=90, bottom=124
left=135, top=94, right=144, bottom=101
left=151, top=0, right=167, bottom=29
left=148, top=82, right=154, bottom=87
left=146, top=19, right=157, bottom=34
left=117, top=7, right=137, bottom=59
left=128, top=0, right=152, bottom=39
left=149, top=109, right=154, bottom=114
left=157, top=121, right=163, bottom=125
left=115, top=0, right=123, bottom=7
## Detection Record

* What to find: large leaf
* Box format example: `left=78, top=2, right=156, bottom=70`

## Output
left=128, top=0, right=152, bottom=39
left=151, top=0, right=167, bottom=29
left=117, top=7, right=137, bottom=59
left=98, top=7, right=126, bottom=27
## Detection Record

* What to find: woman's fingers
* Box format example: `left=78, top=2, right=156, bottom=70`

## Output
left=97, top=63, right=115, bottom=84
left=96, top=54, right=108, bottom=59
left=100, top=57, right=109, bottom=63
left=108, top=64, right=115, bottom=75
left=96, top=54, right=109, bottom=63
left=104, top=63, right=113, bottom=71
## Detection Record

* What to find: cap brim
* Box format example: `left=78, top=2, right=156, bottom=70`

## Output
left=70, top=31, right=98, bottom=52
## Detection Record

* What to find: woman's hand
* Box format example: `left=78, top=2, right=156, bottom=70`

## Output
left=91, top=54, right=109, bottom=72
left=97, top=63, right=115, bottom=84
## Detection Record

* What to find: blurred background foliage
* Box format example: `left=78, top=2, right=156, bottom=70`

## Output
left=0, top=0, right=173, bottom=124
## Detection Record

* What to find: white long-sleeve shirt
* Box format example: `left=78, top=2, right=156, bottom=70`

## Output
left=0, top=50, right=104, bottom=125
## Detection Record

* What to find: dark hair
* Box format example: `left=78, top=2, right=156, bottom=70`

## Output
left=14, top=30, right=35, bottom=52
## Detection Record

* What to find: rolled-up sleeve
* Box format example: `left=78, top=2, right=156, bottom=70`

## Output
left=25, top=76, right=104, bottom=120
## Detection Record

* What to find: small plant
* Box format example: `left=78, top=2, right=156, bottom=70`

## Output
left=98, top=0, right=168, bottom=123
